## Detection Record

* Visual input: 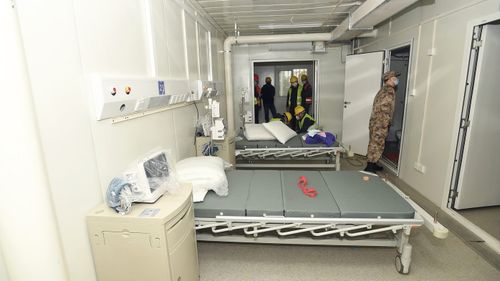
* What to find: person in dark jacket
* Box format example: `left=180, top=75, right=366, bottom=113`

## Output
left=287, top=75, right=303, bottom=130
left=301, top=74, right=313, bottom=114
left=261, top=77, right=277, bottom=122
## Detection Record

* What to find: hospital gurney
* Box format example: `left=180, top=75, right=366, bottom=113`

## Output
left=194, top=170, right=424, bottom=274
left=235, top=134, right=344, bottom=169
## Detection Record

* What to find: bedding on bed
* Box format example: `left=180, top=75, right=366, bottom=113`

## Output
left=262, top=121, right=297, bottom=144
left=244, top=124, right=276, bottom=141
left=176, top=156, right=229, bottom=202
left=303, top=131, right=336, bottom=147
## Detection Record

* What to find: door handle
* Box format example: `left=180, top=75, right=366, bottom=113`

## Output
left=344, top=101, right=351, bottom=105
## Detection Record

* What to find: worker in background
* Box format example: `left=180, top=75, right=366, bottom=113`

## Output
left=261, top=77, right=277, bottom=122
left=280, top=112, right=293, bottom=128
left=301, top=74, right=313, bottom=114
left=254, top=73, right=261, bottom=123
left=270, top=112, right=292, bottom=126
left=364, top=70, right=399, bottom=173
left=287, top=75, right=303, bottom=129
left=295, top=106, right=316, bottom=133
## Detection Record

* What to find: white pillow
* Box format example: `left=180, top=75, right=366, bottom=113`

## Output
left=263, top=121, right=297, bottom=144
left=176, top=156, right=229, bottom=202
left=244, top=124, right=276, bottom=141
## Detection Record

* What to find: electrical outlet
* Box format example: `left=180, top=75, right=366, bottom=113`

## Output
left=414, top=162, right=426, bottom=174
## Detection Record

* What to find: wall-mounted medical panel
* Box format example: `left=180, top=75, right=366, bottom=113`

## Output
left=166, top=80, right=191, bottom=105
left=92, top=76, right=190, bottom=120
left=191, top=80, right=225, bottom=101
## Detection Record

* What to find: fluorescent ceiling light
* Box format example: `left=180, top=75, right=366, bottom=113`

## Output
left=259, top=22, right=323, bottom=30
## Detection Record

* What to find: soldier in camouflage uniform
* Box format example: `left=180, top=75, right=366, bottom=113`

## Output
left=364, top=71, right=399, bottom=173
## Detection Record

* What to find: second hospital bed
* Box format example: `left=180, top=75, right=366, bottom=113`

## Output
left=194, top=170, right=424, bottom=274
left=235, top=133, right=344, bottom=169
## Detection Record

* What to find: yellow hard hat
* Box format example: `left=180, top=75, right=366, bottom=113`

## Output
left=283, top=112, right=292, bottom=122
left=294, top=105, right=305, bottom=115
left=301, top=74, right=308, bottom=81
left=290, top=76, right=298, bottom=83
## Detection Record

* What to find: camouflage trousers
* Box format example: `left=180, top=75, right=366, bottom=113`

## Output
left=367, top=123, right=389, bottom=162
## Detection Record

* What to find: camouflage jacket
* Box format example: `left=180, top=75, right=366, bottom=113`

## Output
left=369, top=85, right=395, bottom=128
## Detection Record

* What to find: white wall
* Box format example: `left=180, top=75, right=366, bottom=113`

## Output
left=232, top=45, right=347, bottom=136
left=0, top=249, right=9, bottom=281
left=13, top=0, right=224, bottom=280
left=357, top=0, right=500, bottom=206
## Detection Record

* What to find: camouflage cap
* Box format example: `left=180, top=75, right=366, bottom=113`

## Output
left=383, top=71, right=400, bottom=81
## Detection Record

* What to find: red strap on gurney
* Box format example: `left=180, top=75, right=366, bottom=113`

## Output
left=298, top=176, right=317, bottom=198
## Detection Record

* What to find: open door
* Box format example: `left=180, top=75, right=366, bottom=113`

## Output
left=453, top=24, right=500, bottom=209
left=381, top=45, right=411, bottom=173
left=342, top=51, right=384, bottom=155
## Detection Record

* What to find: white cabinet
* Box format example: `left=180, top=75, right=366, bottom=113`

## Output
left=87, top=185, right=198, bottom=281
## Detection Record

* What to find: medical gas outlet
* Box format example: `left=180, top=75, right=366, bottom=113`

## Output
left=92, top=76, right=191, bottom=120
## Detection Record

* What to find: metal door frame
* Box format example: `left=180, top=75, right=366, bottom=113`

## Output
left=442, top=12, right=500, bottom=255
left=379, top=40, right=413, bottom=176
left=447, top=25, right=483, bottom=209
left=251, top=59, right=319, bottom=123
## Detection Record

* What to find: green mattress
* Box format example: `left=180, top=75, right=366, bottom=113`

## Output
left=194, top=170, right=415, bottom=219
left=235, top=134, right=338, bottom=149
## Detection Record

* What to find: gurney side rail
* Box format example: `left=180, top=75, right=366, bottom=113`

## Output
left=195, top=215, right=423, bottom=238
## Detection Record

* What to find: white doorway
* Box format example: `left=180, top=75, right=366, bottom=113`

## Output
left=381, top=45, right=411, bottom=173
left=449, top=22, right=500, bottom=242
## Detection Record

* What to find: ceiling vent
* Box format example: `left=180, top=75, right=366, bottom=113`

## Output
left=312, top=41, right=326, bottom=53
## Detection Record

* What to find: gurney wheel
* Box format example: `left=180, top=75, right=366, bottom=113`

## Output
left=395, top=254, right=409, bottom=275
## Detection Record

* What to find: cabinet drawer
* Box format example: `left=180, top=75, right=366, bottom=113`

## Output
left=167, top=206, right=194, bottom=250
left=169, top=229, right=199, bottom=281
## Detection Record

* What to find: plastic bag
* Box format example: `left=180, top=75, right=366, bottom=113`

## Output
left=175, top=156, right=231, bottom=202
left=106, top=177, right=133, bottom=215
left=123, top=148, right=181, bottom=200
left=106, top=148, right=181, bottom=214
left=196, top=114, right=211, bottom=137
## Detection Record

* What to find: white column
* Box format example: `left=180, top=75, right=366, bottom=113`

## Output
left=0, top=3, right=68, bottom=281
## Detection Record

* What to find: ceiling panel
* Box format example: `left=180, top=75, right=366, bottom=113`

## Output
left=194, top=0, right=365, bottom=36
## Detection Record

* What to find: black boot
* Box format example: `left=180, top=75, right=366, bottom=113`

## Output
left=364, top=162, right=377, bottom=173
left=373, top=162, right=384, bottom=171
